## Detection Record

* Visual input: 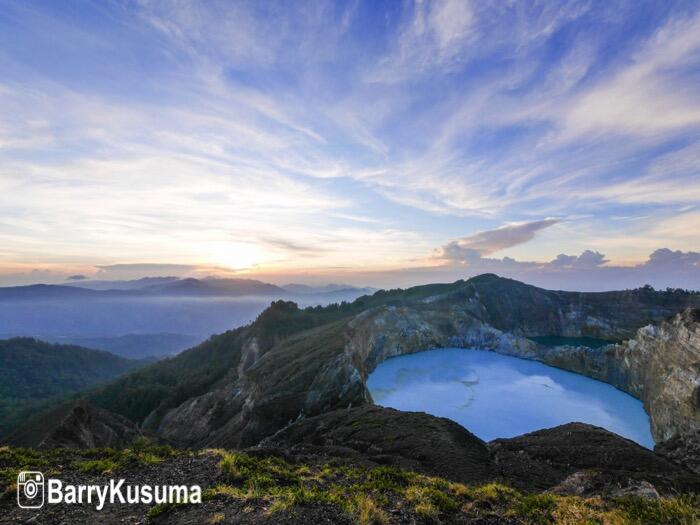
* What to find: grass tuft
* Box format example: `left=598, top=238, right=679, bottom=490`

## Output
left=355, top=494, right=390, bottom=525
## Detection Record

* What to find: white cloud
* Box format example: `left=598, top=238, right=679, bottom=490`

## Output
left=550, top=250, right=608, bottom=269
left=559, top=10, right=700, bottom=139
left=368, top=0, right=474, bottom=83
left=438, top=219, right=560, bottom=261
left=2, top=0, right=700, bottom=289
left=643, top=248, right=700, bottom=270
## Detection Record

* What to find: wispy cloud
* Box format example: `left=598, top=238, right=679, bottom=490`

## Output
left=557, top=9, right=700, bottom=140
left=368, top=0, right=475, bottom=83
left=0, top=1, right=699, bottom=289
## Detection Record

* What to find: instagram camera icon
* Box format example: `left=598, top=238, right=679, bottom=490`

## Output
left=17, top=471, right=44, bottom=509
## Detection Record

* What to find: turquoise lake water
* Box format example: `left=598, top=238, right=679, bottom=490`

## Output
left=367, top=348, right=654, bottom=448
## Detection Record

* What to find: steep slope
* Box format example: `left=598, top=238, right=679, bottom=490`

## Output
left=90, top=327, right=246, bottom=427
left=444, top=273, right=699, bottom=340
left=85, top=275, right=700, bottom=450
left=527, top=308, right=700, bottom=442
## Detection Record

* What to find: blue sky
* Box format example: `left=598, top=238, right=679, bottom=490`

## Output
left=0, top=0, right=699, bottom=289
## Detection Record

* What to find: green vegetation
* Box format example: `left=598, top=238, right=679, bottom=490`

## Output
left=616, top=495, right=700, bottom=525
left=90, top=328, right=245, bottom=426
left=1, top=445, right=697, bottom=524
left=200, top=450, right=700, bottom=525
left=83, top=274, right=700, bottom=437
left=9, top=274, right=700, bottom=443
left=0, top=337, right=145, bottom=437
left=0, top=439, right=181, bottom=490
left=0, top=338, right=143, bottom=400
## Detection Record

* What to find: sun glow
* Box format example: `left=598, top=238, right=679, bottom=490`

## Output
left=207, top=242, right=267, bottom=271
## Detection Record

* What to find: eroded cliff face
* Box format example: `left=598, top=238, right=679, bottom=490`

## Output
left=345, top=303, right=539, bottom=381
left=156, top=320, right=368, bottom=448
left=619, top=309, right=700, bottom=442
left=506, top=309, right=700, bottom=443
left=343, top=304, right=700, bottom=442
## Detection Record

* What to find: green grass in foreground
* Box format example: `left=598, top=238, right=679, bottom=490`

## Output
left=0, top=445, right=697, bottom=524
left=0, top=439, right=182, bottom=491
left=199, top=450, right=700, bottom=525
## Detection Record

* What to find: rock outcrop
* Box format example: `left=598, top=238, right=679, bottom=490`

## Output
left=655, top=429, right=700, bottom=476
left=261, top=405, right=494, bottom=484
left=262, top=406, right=699, bottom=496
left=7, top=400, right=143, bottom=448
left=489, top=422, right=700, bottom=496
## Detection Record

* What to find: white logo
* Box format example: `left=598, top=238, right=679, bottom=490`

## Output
left=15, top=471, right=201, bottom=511
left=17, top=471, right=45, bottom=509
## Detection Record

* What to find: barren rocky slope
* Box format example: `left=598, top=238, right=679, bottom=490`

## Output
left=263, top=406, right=700, bottom=496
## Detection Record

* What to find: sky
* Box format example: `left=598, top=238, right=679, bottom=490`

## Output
left=0, top=0, right=699, bottom=290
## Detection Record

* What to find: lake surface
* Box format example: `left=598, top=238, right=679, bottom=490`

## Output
left=367, top=348, right=654, bottom=448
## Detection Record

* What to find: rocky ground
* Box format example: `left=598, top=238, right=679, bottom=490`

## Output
left=2, top=407, right=699, bottom=524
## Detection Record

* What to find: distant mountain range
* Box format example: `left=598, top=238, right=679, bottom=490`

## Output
left=66, top=276, right=181, bottom=290
left=281, top=283, right=376, bottom=295
left=0, top=277, right=377, bottom=358
left=0, top=277, right=376, bottom=300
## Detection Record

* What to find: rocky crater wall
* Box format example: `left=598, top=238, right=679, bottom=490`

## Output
left=140, top=277, right=700, bottom=450
left=346, top=305, right=700, bottom=446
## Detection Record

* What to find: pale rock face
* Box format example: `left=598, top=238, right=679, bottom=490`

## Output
left=521, top=309, right=700, bottom=443
left=352, top=307, right=700, bottom=445
left=624, top=309, right=700, bottom=441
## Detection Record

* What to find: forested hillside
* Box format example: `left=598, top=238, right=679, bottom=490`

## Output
left=0, top=338, right=145, bottom=436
